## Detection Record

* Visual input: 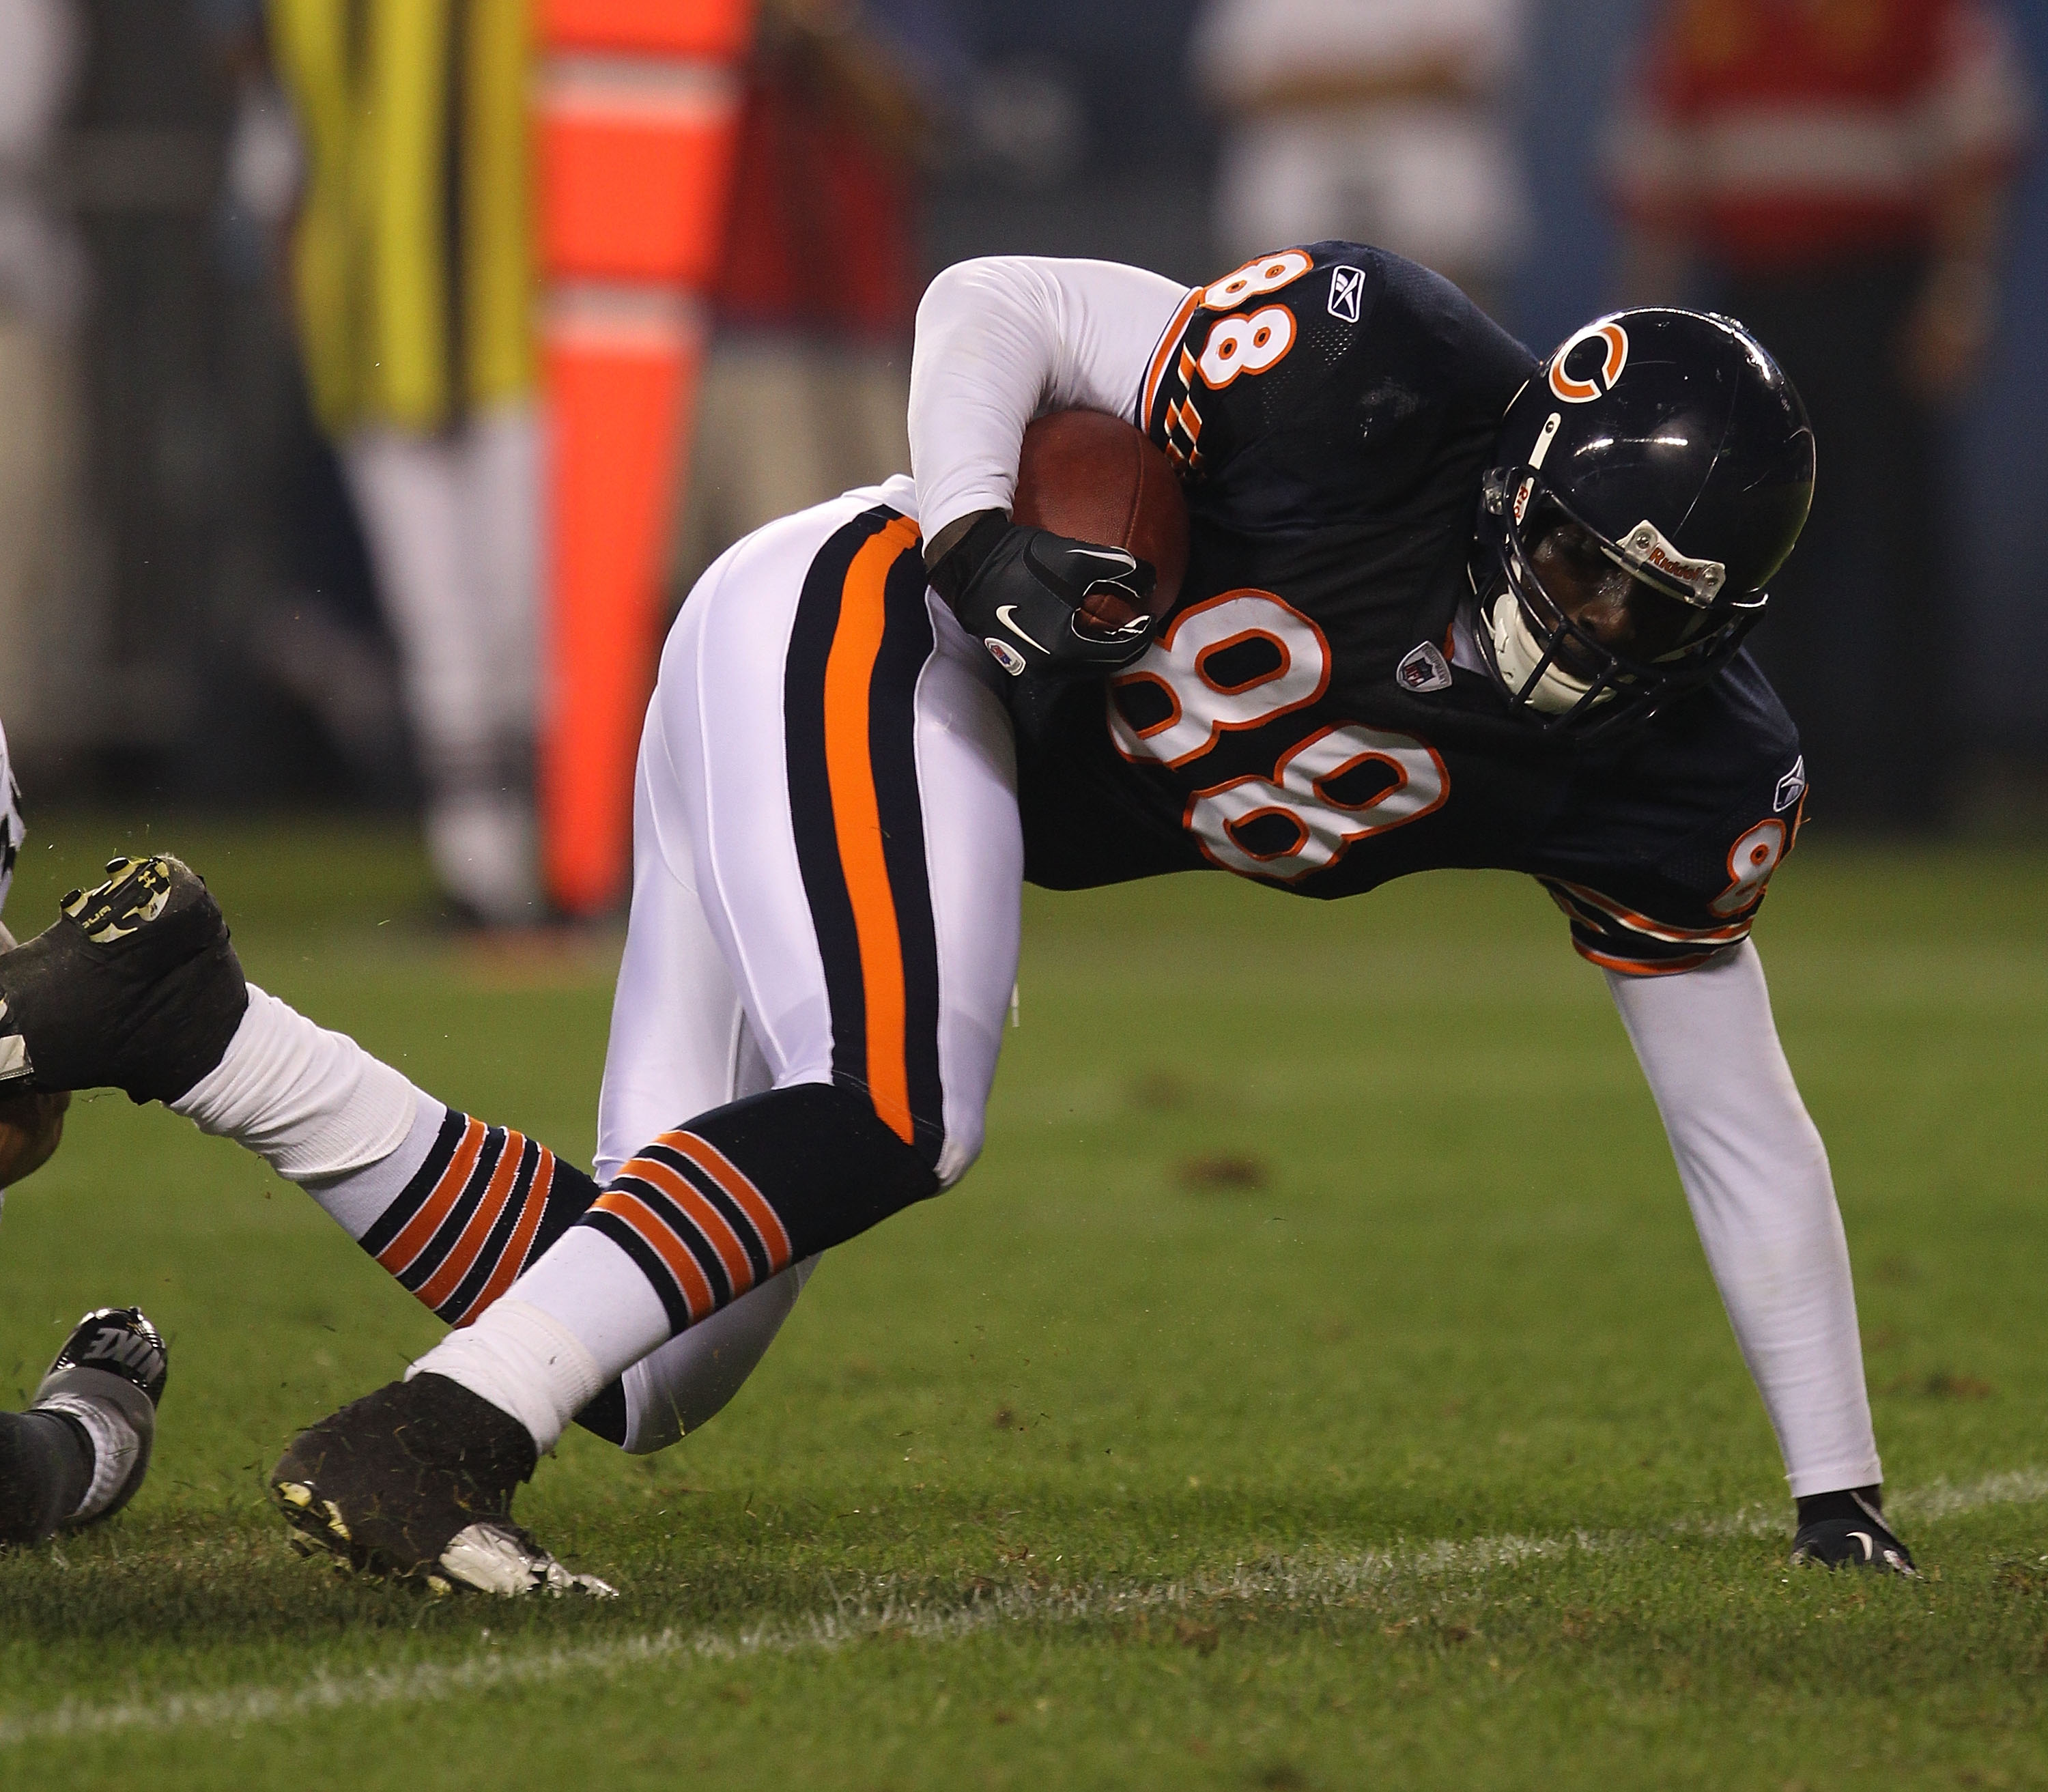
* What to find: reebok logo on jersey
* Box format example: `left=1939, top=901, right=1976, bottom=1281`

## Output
left=1774, top=756, right=1806, bottom=813
left=1328, top=266, right=1365, bottom=324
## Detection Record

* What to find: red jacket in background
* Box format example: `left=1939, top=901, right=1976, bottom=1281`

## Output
left=714, top=64, right=922, bottom=341
left=1610, top=0, right=2033, bottom=271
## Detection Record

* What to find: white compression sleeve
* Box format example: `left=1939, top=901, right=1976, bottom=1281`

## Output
left=1604, top=941, right=1881, bottom=1497
left=908, top=255, right=1193, bottom=542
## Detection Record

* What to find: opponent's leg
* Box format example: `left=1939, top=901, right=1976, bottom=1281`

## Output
left=0, top=850, right=758, bottom=1456
left=0, top=1308, right=167, bottom=1547
left=278, top=492, right=1023, bottom=1587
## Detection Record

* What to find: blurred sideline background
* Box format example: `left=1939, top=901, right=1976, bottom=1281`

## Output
left=0, top=0, right=2039, bottom=928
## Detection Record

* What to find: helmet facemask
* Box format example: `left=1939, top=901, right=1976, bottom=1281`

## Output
left=1475, top=468, right=1765, bottom=737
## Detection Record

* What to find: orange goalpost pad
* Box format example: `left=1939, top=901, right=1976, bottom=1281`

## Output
left=537, top=0, right=752, bottom=914
left=540, top=306, right=705, bottom=918
left=537, top=74, right=741, bottom=287
left=541, top=0, right=750, bottom=57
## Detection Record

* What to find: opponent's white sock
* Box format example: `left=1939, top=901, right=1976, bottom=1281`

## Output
left=34, top=1395, right=142, bottom=1523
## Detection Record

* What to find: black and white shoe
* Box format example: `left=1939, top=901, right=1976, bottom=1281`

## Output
left=1791, top=1485, right=1917, bottom=1576
left=35, top=1306, right=169, bottom=1530
left=272, top=1374, right=614, bottom=1598
left=0, top=855, right=247, bottom=1103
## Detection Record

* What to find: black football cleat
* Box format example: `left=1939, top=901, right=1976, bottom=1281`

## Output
left=271, top=1374, right=614, bottom=1597
left=0, top=854, right=247, bottom=1103
left=1791, top=1485, right=1918, bottom=1576
left=34, top=1306, right=169, bottom=1529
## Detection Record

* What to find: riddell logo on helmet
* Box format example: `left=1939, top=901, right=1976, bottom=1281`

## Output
left=1618, top=520, right=1726, bottom=605
left=1548, top=322, right=1629, bottom=403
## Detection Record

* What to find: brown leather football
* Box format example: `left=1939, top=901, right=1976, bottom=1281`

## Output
left=1012, top=409, right=1190, bottom=631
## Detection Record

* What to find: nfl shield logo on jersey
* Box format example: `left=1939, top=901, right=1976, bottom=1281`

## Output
left=984, top=637, right=1029, bottom=677
left=1395, top=641, right=1453, bottom=694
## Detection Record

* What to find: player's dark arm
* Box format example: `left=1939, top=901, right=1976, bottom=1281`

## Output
left=0, top=1086, right=68, bottom=1186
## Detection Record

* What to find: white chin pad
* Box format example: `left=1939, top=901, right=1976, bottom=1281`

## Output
left=1489, top=592, right=1609, bottom=715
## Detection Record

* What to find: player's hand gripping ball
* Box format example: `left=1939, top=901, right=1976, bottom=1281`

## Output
left=933, top=410, right=1190, bottom=680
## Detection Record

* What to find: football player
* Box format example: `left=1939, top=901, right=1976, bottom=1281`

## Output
left=0, top=737, right=171, bottom=1551
left=0, top=244, right=1914, bottom=1589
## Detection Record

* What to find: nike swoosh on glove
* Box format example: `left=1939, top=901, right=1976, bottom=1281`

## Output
left=933, top=512, right=1161, bottom=681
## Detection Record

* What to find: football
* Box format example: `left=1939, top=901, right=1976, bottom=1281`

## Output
left=1012, top=408, right=1190, bottom=631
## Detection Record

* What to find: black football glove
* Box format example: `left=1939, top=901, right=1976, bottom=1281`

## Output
left=928, top=510, right=1160, bottom=681
left=1790, top=1485, right=1917, bottom=1576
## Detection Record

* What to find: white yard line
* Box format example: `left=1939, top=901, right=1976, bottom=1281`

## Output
left=3, top=1466, right=2043, bottom=1748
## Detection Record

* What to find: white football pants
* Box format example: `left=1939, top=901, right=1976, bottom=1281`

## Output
left=577, top=475, right=1021, bottom=1451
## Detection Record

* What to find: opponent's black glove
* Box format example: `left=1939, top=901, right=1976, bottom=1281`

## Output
left=928, top=509, right=1159, bottom=681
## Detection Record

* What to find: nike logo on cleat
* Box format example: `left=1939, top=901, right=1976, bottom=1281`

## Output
left=83, top=1326, right=162, bottom=1376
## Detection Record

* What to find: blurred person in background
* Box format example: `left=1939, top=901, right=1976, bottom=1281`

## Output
left=197, top=0, right=410, bottom=806
left=1192, top=0, right=1529, bottom=317
left=269, top=0, right=542, bottom=924
left=671, top=0, right=963, bottom=599
left=0, top=0, right=86, bottom=750
left=1610, top=0, right=2034, bottom=831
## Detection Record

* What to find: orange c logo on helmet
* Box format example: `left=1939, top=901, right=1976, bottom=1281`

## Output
left=1548, top=322, right=1630, bottom=403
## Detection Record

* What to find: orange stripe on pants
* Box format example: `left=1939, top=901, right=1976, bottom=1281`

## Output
left=821, top=513, right=923, bottom=1145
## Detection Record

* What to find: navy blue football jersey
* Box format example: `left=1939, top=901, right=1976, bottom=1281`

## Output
left=1011, top=243, right=1809, bottom=974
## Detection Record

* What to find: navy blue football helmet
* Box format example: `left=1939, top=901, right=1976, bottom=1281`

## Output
left=1475, top=307, right=1815, bottom=735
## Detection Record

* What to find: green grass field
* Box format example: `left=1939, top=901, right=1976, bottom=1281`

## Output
left=0, top=815, right=2045, bottom=1789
